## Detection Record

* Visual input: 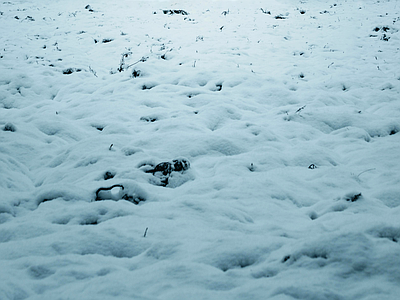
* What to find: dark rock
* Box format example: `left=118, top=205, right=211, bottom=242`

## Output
left=143, top=158, right=191, bottom=187
left=104, top=171, right=115, bottom=180
left=172, top=159, right=190, bottom=172
left=3, top=123, right=16, bottom=132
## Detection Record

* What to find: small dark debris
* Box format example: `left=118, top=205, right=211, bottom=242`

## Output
left=94, top=39, right=99, bottom=44
left=381, top=34, right=390, bottom=41
left=102, top=38, right=113, bottom=43
left=3, top=123, right=16, bottom=132
left=14, top=16, right=19, bottom=20
left=85, top=5, right=94, bottom=12
left=300, top=10, right=306, bottom=14
left=104, top=171, right=115, bottom=180
left=345, top=192, right=362, bottom=202
left=131, top=69, right=141, bottom=78
left=382, top=26, right=390, bottom=32
left=299, top=73, right=305, bottom=79
left=215, top=83, right=223, bottom=91
left=296, top=105, right=306, bottom=113
left=373, top=27, right=381, bottom=32
left=221, top=10, right=229, bottom=16
left=163, top=10, right=188, bottom=15
left=25, top=16, right=35, bottom=21
left=140, top=116, right=157, bottom=123
left=275, top=15, right=287, bottom=19
left=260, top=8, right=271, bottom=14
left=95, top=126, right=104, bottom=131
left=282, top=255, right=291, bottom=263
left=389, top=129, right=398, bottom=135
left=62, top=68, right=81, bottom=75
left=308, top=164, right=317, bottom=169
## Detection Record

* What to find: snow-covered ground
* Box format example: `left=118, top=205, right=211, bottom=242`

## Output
left=1, top=0, right=400, bottom=299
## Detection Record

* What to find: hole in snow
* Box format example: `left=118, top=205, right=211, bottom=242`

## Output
left=252, top=268, right=278, bottom=279
left=308, top=211, right=318, bottom=220
left=28, top=265, right=55, bottom=280
left=215, top=253, right=259, bottom=272
left=371, top=226, right=400, bottom=243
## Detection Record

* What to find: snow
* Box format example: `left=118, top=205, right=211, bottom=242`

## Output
left=1, top=0, right=400, bottom=299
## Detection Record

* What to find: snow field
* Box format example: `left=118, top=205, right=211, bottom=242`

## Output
left=1, top=0, right=400, bottom=299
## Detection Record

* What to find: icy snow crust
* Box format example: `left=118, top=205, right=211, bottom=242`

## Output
left=1, top=0, right=400, bottom=299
